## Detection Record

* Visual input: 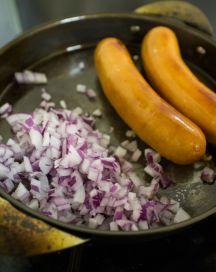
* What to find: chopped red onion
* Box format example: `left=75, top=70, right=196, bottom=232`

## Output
left=144, top=165, right=157, bottom=177
left=24, top=156, right=33, bottom=172
left=0, top=103, right=12, bottom=117
left=41, top=92, right=51, bottom=101
left=95, top=214, right=105, bottom=225
left=86, top=88, right=96, bottom=98
left=168, top=199, right=180, bottom=213
left=60, top=100, right=67, bottom=109
left=92, top=109, right=102, bottom=117
left=109, top=126, right=114, bottom=133
left=110, top=221, right=119, bottom=231
left=160, top=210, right=173, bottom=225
left=125, top=140, right=138, bottom=152
left=76, top=84, right=87, bottom=93
left=100, top=134, right=110, bottom=148
left=0, top=98, right=188, bottom=231
left=131, top=148, right=142, bottom=162
left=0, top=163, right=10, bottom=179
left=39, top=157, right=53, bottom=175
left=0, top=178, right=14, bottom=193
left=144, top=149, right=172, bottom=188
left=203, top=154, right=212, bottom=161
left=88, top=217, right=99, bottom=229
left=145, top=148, right=161, bottom=163
left=173, top=208, right=190, bottom=223
left=128, top=172, right=142, bottom=188
left=28, top=199, right=39, bottom=210
left=121, top=160, right=133, bottom=173
left=133, top=55, right=139, bottom=61
left=201, top=166, right=215, bottom=184
left=160, top=196, right=169, bottom=205
left=193, top=161, right=205, bottom=170
left=114, top=146, right=127, bottom=158
left=41, top=101, right=56, bottom=111
left=73, top=107, right=83, bottom=116
left=131, top=224, right=139, bottom=231
left=73, top=185, right=85, bottom=203
left=15, top=70, right=47, bottom=84
left=138, top=178, right=159, bottom=199
left=78, top=62, right=85, bottom=70
left=29, top=128, right=42, bottom=149
left=7, top=113, right=31, bottom=126
left=121, top=140, right=130, bottom=148
left=138, top=220, right=148, bottom=230
left=125, top=130, right=136, bottom=138
left=12, top=182, right=30, bottom=203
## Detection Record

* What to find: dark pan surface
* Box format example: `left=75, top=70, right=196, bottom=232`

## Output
left=1, top=14, right=216, bottom=239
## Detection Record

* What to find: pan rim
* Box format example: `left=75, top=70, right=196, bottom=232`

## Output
left=1, top=12, right=216, bottom=56
left=1, top=187, right=216, bottom=237
left=1, top=12, right=216, bottom=237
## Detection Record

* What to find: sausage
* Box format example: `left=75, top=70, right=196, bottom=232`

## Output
left=141, top=26, right=216, bottom=144
left=94, top=37, right=206, bottom=164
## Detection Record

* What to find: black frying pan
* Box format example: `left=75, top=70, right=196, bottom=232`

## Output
left=1, top=7, right=216, bottom=255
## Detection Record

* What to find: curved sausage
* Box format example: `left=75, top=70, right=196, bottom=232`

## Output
left=94, top=37, right=206, bottom=164
left=142, top=26, right=216, bottom=144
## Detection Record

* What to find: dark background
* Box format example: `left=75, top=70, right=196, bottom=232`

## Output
left=15, top=0, right=216, bottom=33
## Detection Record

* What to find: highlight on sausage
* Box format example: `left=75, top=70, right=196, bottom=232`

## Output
left=94, top=37, right=206, bottom=165
left=141, top=26, right=216, bottom=144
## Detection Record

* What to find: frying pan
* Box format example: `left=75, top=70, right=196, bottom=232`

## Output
left=0, top=1, right=216, bottom=256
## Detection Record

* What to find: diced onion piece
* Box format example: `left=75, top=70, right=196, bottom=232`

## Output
left=109, top=126, right=114, bottom=133
left=6, top=113, right=31, bottom=126
left=0, top=103, right=12, bottom=116
left=168, top=199, right=180, bottom=213
left=131, top=149, right=142, bottom=162
left=92, top=109, right=102, bottom=117
left=193, top=161, right=205, bottom=170
left=86, top=88, right=96, bottom=98
left=28, top=199, right=39, bottom=210
left=121, top=140, right=130, bottom=148
left=174, top=208, right=190, bottom=223
left=73, top=185, right=85, bottom=203
left=126, top=141, right=137, bottom=152
left=110, top=222, right=119, bottom=231
left=39, top=157, right=53, bottom=175
left=128, top=172, right=142, bottom=187
left=73, top=107, right=83, bottom=116
left=0, top=163, right=10, bottom=178
left=12, top=183, right=29, bottom=202
left=133, top=55, right=139, bottom=61
left=41, top=92, right=51, bottom=101
left=138, top=220, right=148, bottom=230
left=125, top=130, right=136, bottom=138
left=23, top=156, right=33, bottom=172
left=0, top=179, right=14, bottom=193
left=78, top=62, right=85, bottom=70
left=201, top=167, right=215, bottom=184
left=29, top=128, right=42, bottom=149
left=60, top=100, right=67, bottom=109
left=76, top=84, right=87, bottom=93
left=15, top=70, right=47, bottom=84
left=114, top=146, right=127, bottom=158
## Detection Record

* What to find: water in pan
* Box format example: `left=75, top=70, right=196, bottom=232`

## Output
left=0, top=43, right=216, bottom=219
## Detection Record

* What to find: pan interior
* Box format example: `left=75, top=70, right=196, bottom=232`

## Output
left=1, top=41, right=216, bottom=230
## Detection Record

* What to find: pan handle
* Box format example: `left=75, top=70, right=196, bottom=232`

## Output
left=0, top=196, right=86, bottom=256
left=134, top=0, right=213, bottom=36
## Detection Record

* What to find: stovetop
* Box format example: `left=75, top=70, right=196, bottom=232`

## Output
left=1, top=215, right=216, bottom=272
